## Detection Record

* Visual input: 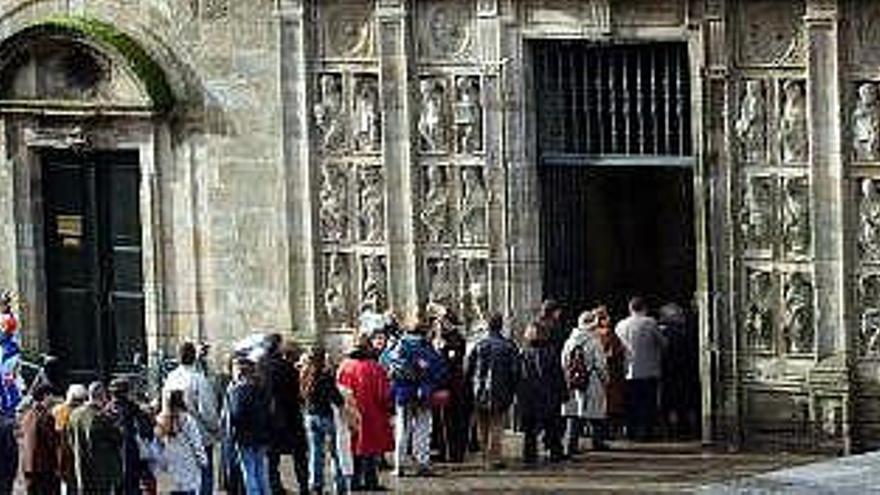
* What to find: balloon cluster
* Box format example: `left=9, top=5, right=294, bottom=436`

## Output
left=0, top=292, right=21, bottom=417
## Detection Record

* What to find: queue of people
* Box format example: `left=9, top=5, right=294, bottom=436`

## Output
left=0, top=296, right=696, bottom=494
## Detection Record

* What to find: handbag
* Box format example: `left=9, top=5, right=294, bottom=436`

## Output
left=430, top=389, right=451, bottom=408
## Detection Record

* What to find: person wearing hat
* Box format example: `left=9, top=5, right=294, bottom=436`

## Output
left=225, top=355, right=272, bottom=494
left=108, top=378, right=155, bottom=495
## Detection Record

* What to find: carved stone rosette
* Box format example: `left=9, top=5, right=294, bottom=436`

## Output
left=418, top=0, right=474, bottom=60
left=860, top=273, right=880, bottom=357
left=745, top=267, right=774, bottom=351
left=738, top=0, right=805, bottom=66
left=782, top=272, right=813, bottom=354
left=735, top=80, right=767, bottom=164
left=320, top=0, right=375, bottom=59
left=782, top=176, right=810, bottom=257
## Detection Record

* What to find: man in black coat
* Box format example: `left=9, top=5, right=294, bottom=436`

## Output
left=518, top=320, right=566, bottom=464
left=263, top=335, right=309, bottom=495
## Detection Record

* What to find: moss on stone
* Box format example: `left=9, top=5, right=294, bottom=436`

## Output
left=33, top=16, right=175, bottom=112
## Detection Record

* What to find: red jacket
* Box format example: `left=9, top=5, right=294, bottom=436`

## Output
left=337, top=352, right=393, bottom=455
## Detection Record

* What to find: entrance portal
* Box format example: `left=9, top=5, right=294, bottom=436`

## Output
left=42, top=149, right=145, bottom=382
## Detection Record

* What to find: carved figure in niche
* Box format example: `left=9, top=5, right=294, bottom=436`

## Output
left=419, top=78, right=446, bottom=152
left=353, top=76, right=380, bottom=152
left=860, top=274, right=880, bottom=356
left=359, top=168, right=384, bottom=242
left=324, top=253, right=348, bottom=323
left=314, top=73, right=344, bottom=151
left=780, top=80, right=807, bottom=163
left=420, top=166, right=451, bottom=243
left=745, top=269, right=773, bottom=350
left=783, top=177, right=810, bottom=256
left=783, top=273, right=813, bottom=354
left=362, top=256, right=387, bottom=310
left=854, top=83, right=880, bottom=162
left=428, top=258, right=457, bottom=308
left=859, top=179, right=880, bottom=261
left=464, top=258, right=489, bottom=328
left=461, top=167, right=488, bottom=244
left=821, top=400, right=841, bottom=438
left=735, top=80, right=766, bottom=163
left=319, top=164, right=347, bottom=242
left=740, top=178, right=773, bottom=251
left=454, top=76, right=482, bottom=154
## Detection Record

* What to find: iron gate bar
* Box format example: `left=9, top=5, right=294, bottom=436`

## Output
left=541, top=153, right=695, bottom=168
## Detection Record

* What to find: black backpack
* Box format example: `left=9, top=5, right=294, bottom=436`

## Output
left=566, top=345, right=590, bottom=390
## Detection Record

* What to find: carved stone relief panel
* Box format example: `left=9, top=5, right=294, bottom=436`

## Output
left=319, top=0, right=376, bottom=59
left=859, top=273, right=880, bottom=357
left=418, top=0, right=475, bottom=61
left=859, top=178, right=880, bottom=262
left=427, top=256, right=459, bottom=308
left=740, top=175, right=775, bottom=252
left=314, top=73, right=345, bottom=152
left=525, top=0, right=610, bottom=29
left=780, top=80, right=808, bottom=164
left=817, top=397, right=843, bottom=439
left=782, top=271, right=814, bottom=354
left=361, top=254, right=388, bottom=311
left=853, top=82, right=880, bottom=162
left=613, top=0, right=683, bottom=27
left=464, top=257, right=489, bottom=328
left=420, top=166, right=452, bottom=244
left=849, top=0, right=880, bottom=67
left=738, top=0, right=805, bottom=66
left=352, top=74, right=381, bottom=153
left=358, top=167, right=385, bottom=243
left=319, top=163, right=349, bottom=243
left=323, top=252, right=352, bottom=325
left=745, top=267, right=775, bottom=351
left=782, top=176, right=811, bottom=257
left=736, top=80, right=767, bottom=164
left=454, top=76, right=483, bottom=154
left=460, top=166, right=489, bottom=245
left=419, top=77, right=449, bottom=153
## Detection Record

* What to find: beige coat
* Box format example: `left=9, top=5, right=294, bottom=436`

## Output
left=561, top=327, right=608, bottom=419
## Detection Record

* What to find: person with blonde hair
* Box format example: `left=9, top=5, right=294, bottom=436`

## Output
left=155, top=389, right=207, bottom=495
left=561, top=309, right=609, bottom=455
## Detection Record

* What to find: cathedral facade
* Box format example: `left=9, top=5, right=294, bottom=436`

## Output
left=0, top=0, right=878, bottom=451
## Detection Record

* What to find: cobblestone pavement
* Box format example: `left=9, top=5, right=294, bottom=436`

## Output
left=264, top=437, right=823, bottom=494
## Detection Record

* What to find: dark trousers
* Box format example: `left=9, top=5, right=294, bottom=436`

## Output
left=268, top=444, right=309, bottom=495
left=432, top=402, right=469, bottom=463
left=590, top=419, right=609, bottom=448
left=626, top=378, right=659, bottom=441
left=25, top=473, right=60, bottom=495
left=352, top=455, right=380, bottom=489
left=522, top=414, right=563, bottom=462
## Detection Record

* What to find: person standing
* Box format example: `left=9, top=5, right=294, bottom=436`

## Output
left=108, top=378, right=155, bottom=495
left=262, top=335, right=309, bottom=495
left=67, top=382, right=123, bottom=494
left=594, top=306, right=627, bottom=439
left=226, top=355, right=272, bottom=495
left=20, top=384, right=60, bottom=494
left=300, top=347, right=348, bottom=494
left=53, top=384, right=86, bottom=495
left=518, top=319, right=566, bottom=464
left=561, top=311, right=609, bottom=455
left=337, top=337, right=393, bottom=491
left=380, top=316, right=447, bottom=477
left=155, top=389, right=208, bottom=495
left=615, top=297, right=666, bottom=441
left=164, top=342, right=220, bottom=495
left=0, top=410, right=15, bottom=495
left=430, top=307, right=469, bottom=464
left=465, top=313, right=519, bottom=469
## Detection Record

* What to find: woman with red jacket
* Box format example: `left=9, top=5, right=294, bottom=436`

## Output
left=337, top=337, right=393, bottom=491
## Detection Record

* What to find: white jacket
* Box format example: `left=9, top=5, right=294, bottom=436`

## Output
left=163, top=365, right=220, bottom=445
left=160, top=413, right=207, bottom=493
left=615, top=314, right=666, bottom=380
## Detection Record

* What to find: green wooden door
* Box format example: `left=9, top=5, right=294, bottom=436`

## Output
left=43, top=149, right=145, bottom=382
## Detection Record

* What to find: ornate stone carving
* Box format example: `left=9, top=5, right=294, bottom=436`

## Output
left=419, top=78, right=447, bottom=153
left=353, top=75, right=380, bottom=152
left=461, top=167, right=488, bottom=244
left=736, top=80, right=766, bottom=164
left=420, top=1, right=473, bottom=59
left=740, top=176, right=774, bottom=251
left=853, top=83, right=880, bottom=162
left=613, top=0, right=682, bottom=27
left=420, top=166, right=451, bottom=243
left=782, top=272, right=813, bottom=354
left=780, top=80, right=808, bottom=163
left=359, top=167, right=385, bottom=243
left=321, top=0, right=375, bottom=59
left=859, top=273, right=880, bottom=356
left=819, top=398, right=843, bottom=438
left=859, top=179, right=880, bottom=261
left=454, top=76, right=482, bottom=154
left=745, top=268, right=774, bottom=350
left=314, top=73, right=345, bottom=151
left=850, top=0, right=880, bottom=67
left=201, top=0, right=229, bottom=21
left=783, top=177, right=810, bottom=256
left=324, top=252, right=350, bottom=324
left=525, top=0, right=610, bottom=29
left=739, top=1, right=805, bottom=66
left=319, top=164, right=348, bottom=242
left=362, top=255, right=387, bottom=310
left=464, top=258, right=489, bottom=327
left=427, top=257, right=458, bottom=308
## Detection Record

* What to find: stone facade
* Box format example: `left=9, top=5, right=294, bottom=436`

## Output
left=0, top=0, right=878, bottom=452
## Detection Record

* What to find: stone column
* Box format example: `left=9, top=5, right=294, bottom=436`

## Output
left=377, top=0, right=418, bottom=315
left=279, top=0, right=320, bottom=340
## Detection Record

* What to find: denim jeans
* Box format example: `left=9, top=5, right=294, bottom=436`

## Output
left=237, top=445, right=271, bottom=495
left=306, top=414, right=347, bottom=494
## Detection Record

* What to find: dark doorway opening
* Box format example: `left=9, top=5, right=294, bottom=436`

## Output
left=42, top=149, right=145, bottom=384
left=540, top=165, right=696, bottom=319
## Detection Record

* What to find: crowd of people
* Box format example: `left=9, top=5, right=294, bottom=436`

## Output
left=0, top=296, right=698, bottom=494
